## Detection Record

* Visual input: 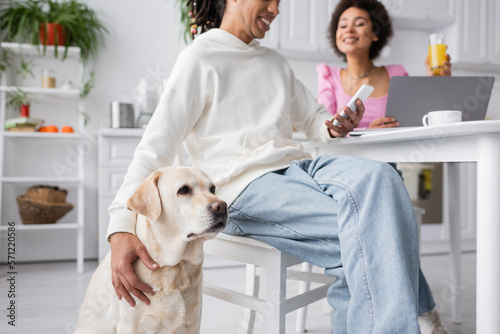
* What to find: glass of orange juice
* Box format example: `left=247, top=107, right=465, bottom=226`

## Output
left=428, top=33, right=447, bottom=75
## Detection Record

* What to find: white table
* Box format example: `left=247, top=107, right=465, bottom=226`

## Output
left=299, top=120, right=500, bottom=333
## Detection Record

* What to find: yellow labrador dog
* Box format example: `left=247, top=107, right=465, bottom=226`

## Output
left=75, top=167, right=228, bottom=333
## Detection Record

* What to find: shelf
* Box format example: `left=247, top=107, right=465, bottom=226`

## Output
left=0, top=40, right=84, bottom=271
left=3, top=131, right=81, bottom=139
left=1, top=177, right=81, bottom=184
left=100, top=127, right=145, bottom=137
left=0, top=86, right=80, bottom=99
left=0, top=222, right=79, bottom=231
left=1, top=42, right=81, bottom=59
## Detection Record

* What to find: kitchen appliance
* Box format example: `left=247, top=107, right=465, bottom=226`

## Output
left=110, top=101, right=135, bottom=128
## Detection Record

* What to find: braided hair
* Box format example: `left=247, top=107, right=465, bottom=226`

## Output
left=186, top=0, right=226, bottom=38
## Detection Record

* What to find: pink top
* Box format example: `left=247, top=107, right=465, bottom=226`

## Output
left=316, top=64, right=408, bottom=129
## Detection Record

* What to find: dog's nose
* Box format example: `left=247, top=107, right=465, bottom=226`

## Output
left=210, top=200, right=227, bottom=215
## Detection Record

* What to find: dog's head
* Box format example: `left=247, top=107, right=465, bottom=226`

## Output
left=127, top=167, right=228, bottom=266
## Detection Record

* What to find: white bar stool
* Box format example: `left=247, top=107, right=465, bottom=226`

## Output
left=203, top=234, right=335, bottom=334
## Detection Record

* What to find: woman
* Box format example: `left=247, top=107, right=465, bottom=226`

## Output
left=317, top=0, right=451, bottom=129
left=318, top=1, right=450, bottom=333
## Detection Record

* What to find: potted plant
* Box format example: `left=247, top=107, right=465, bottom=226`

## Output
left=44, top=0, right=109, bottom=63
left=6, top=88, right=31, bottom=117
left=0, top=0, right=108, bottom=63
left=0, top=1, right=44, bottom=46
left=39, top=0, right=67, bottom=47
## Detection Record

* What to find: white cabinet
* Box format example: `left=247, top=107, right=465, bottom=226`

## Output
left=487, top=0, right=500, bottom=66
left=98, top=128, right=143, bottom=261
left=261, top=0, right=342, bottom=62
left=381, top=0, right=454, bottom=30
left=0, top=43, right=85, bottom=272
left=261, top=0, right=455, bottom=62
left=446, top=0, right=500, bottom=70
left=448, top=0, right=488, bottom=65
left=278, top=0, right=323, bottom=52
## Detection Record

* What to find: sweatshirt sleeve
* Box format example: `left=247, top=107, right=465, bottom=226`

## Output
left=106, top=51, right=205, bottom=240
left=289, top=70, right=335, bottom=144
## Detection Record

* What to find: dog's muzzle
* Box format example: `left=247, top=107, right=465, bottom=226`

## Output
left=208, top=200, right=228, bottom=232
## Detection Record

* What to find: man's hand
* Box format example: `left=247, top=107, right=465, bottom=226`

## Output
left=110, top=232, right=159, bottom=307
left=368, top=116, right=400, bottom=129
left=325, top=99, right=366, bottom=137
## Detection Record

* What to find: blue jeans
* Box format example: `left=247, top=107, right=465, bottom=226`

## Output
left=223, top=155, right=434, bottom=333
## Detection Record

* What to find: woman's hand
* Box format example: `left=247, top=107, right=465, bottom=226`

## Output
left=368, top=116, right=400, bottom=129
left=425, top=53, right=452, bottom=77
left=325, top=99, right=365, bottom=137
left=110, top=232, right=159, bottom=307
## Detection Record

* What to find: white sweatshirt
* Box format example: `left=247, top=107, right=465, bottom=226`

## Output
left=107, top=29, right=334, bottom=239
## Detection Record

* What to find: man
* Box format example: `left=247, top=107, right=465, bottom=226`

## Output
left=107, top=0, right=430, bottom=332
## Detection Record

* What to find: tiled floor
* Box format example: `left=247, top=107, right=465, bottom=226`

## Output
left=0, top=251, right=476, bottom=333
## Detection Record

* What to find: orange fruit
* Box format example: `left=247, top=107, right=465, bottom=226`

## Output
left=62, top=126, right=74, bottom=133
left=46, top=125, right=58, bottom=133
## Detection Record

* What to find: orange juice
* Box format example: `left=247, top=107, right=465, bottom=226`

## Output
left=428, top=43, right=447, bottom=75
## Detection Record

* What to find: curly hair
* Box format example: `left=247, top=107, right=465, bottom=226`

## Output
left=328, top=0, right=393, bottom=61
left=187, top=0, right=226, bottom=35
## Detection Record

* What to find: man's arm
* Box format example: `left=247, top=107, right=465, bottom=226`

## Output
left=106, top=50, right=205, bottom=306
left=289, top=75, right=364, bottom=140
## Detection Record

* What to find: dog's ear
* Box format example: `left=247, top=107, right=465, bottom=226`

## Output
left=127, top=170, right=162, bottom=222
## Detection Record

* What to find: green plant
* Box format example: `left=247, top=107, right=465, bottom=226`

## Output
left=0, top=0, right=45, bottom=45
left=6, top=88, right=31, bottom=111
left=0, top=0, right=109, bottom=63
left=176, top=0, right=192, bottom=43
left=46, top=0, right=109, bottom=63
left=77, top=71, right=94, bottom=127
left=79, top=71, right=94, bottom=99
left=16, top=58, right=36, bottom=80
left=0, top=50, right=10, bottom=72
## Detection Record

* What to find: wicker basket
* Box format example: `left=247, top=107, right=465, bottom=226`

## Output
left=16, top=185, right=73, bottom=224
left=25, top=185, right=67, bottom=203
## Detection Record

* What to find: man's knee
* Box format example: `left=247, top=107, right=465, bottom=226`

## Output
left=364, top=159, right=401, bottom=182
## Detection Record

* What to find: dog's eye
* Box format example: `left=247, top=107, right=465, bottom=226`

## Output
left=210, top=186, right=216, bottom=194
left=177, top=186, right=191, bottom=195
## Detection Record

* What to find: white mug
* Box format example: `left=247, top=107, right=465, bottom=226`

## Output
left=422, top=110, right=462, bottom=127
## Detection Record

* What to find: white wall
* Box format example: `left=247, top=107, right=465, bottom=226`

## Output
left=75, top=0, right=186, bottom=259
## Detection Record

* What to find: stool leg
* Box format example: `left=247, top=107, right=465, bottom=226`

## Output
left=243, top=264, right=259, bottom=334
left=295, top=262, right=312, bottom=333
left=259, top=253, right=286, bottom=334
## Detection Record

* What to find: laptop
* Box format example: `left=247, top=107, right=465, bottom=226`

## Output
left=351, top=76, right=495, bottom=135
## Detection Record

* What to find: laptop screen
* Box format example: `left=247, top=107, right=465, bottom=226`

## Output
left=385, top=76, right=495, bottom=127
